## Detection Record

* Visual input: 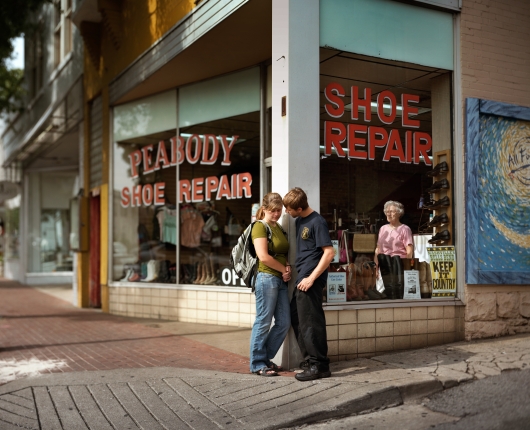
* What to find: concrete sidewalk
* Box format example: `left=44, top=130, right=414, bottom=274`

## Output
left=1, top=334, right=530, bottom=429
left=2, top=280, right=530, bottom=429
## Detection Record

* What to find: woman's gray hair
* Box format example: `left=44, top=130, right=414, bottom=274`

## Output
left=384, top=201, right=405, bottom=217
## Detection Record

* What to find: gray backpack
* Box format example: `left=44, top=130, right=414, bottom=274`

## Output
left=229, top=220, right=286, bottom=291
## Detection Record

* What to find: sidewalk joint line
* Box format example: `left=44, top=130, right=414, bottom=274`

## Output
left=0, top=395, right=35, bottom=411
left=163, top=377, right=244, bottom=427
left=0, top=403, right=37, bottom=420
left=66, top=385, right=91, bottom=430
left=237, top=382, right=344, bottom=417
left=30, top=387, right=42, bottom=430
left=47, top=386, right=65, bottom=430
left=85, top=385, right=118, bottom=430
left=127, top=380, right=171, bottom=430
left=227, top=380, right=302, bottom=411
left=84, top=384, right=117, bottom=430
left=0, top=415, right=37, bottom=429
left=150, top=379, right=197, bottom=429
left=106, top=383, right=144, bottom=430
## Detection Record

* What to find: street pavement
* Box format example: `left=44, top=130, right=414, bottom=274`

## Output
left=297, top=365, right=530, bottom=429
left=1, top=280, right=530, bottom=429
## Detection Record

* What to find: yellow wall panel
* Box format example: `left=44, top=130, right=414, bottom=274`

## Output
left=80, top=0, right=195, bottom=308
left=85, top=0, right=195, bottom=99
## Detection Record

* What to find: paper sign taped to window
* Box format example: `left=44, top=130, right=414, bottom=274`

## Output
left=403, top=270, right=421, bottom=300
left=327, top=272, right=347, bottom=303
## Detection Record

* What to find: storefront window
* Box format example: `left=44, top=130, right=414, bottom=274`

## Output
left=4, top=195, right=20, bottom=260
left=112, top=68, right=261, bottom=286
left=113, top=126, right=177, bottom=283
left=177, top=112, right=260, bottom=286
left=320, top=49, right=453, bottom=301
left=27, top=172, right=76, bottom=272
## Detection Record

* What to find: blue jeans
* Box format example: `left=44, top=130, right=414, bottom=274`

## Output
left=250, top=273, right=291, bottom=373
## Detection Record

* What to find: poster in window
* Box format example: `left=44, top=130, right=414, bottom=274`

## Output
left=427, top=246, right=456, bottom=298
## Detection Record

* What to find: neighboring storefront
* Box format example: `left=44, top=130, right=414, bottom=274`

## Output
left=0, top=0, right=83, bottom=288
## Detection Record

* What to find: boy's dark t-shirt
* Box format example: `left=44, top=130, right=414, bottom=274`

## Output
left=295, top=211, right=333, bottom=284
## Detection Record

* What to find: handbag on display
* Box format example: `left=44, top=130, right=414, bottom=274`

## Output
left=338, top=230, right=348, bottom=264
left=353, top=233, right=377, bottom=253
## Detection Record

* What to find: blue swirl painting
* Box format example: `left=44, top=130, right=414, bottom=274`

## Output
left=478, top=115, right=530, bottom=272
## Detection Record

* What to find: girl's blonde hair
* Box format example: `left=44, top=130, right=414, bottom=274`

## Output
left=256, top=192, right=283, bottom=220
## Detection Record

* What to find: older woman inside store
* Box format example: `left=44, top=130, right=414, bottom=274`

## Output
left=250, top=192, right=291, bottom=376
left=374, top=201, right=414, bottom=300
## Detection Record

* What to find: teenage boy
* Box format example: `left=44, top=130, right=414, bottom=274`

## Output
left=283, top=187, right=335, bottom=381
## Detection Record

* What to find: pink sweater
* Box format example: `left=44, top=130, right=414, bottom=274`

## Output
left=377, top=224, right=413, bottom=258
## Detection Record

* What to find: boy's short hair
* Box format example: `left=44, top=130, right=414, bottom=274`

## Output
left=283, top=187, right=309, bottom=210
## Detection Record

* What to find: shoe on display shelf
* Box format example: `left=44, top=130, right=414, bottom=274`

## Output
left=428, top=230, right=451, bottom=245
left=423, top=196, right=450, bottom=210
left=426, top=161, right=449, bottom=177
left=427, top=212, right=449, bottom=228
left=426, top=178, right=450, bottom=193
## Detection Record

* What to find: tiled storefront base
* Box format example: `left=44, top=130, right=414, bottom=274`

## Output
left=109, top=286, right=256, bottom=328
left=109, top=286, right=465, bottom=361
left=323, top=303, right=465, bottom=361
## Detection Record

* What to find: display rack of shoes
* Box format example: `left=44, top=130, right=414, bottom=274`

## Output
left=426, top=149, right=453, bottom=246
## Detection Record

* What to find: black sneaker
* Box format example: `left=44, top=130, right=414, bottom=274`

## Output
left=295, top=364, right=331, bottom=381
left=299, top=360, right=310, bottom=370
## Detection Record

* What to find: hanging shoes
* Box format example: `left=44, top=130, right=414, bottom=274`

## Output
left=426, top=178, right=450, bottom=193
left=426, top=161, right=449, bottom=177
left=428, top=230, right=451, bottom=244
left=428, top=212, right=449, bottom=227
left=423, top=196, right=450, bottom=210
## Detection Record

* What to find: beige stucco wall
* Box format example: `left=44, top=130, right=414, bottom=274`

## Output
left=461, top=0, right=530, bottom=340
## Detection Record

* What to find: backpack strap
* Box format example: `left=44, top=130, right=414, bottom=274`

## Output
left=256, top=220, right=287, bottom=258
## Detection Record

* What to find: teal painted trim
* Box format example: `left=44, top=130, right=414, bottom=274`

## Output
left=320, top=0, right=454, bottom=70
left=179, top=67, right=260, bottom=128
left=113, top=90, right=177, bottom=142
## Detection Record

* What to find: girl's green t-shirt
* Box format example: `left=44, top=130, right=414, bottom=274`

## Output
left=251, top=221, right=289, bottom=278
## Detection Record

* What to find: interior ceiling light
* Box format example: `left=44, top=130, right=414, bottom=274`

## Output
left=343, top=101, right=431, bottom=117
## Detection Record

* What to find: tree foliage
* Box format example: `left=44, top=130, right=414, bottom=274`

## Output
left=0, top=0, right=49, bottom=115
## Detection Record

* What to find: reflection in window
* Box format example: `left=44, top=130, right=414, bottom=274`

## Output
left=112, top=112, right=261, bottom=286
left=27, top=171, right=76, bottom=273
left=40, top=209, right=72, bottom=272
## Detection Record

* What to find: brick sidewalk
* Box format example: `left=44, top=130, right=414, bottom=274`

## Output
left=0, top=280, right=250, bottom=382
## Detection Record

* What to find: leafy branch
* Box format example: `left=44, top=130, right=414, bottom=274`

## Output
left=0, top=0, right=50, bottom=115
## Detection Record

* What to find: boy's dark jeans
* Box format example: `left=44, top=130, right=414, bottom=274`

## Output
left=290, top=276, right=330, bottom=370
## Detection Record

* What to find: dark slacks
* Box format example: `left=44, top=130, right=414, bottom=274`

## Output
left=290, top=276, right=330, bottom=370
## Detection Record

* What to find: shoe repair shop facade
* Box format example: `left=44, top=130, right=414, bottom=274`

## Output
left=82, top=0, right=529, bottom=366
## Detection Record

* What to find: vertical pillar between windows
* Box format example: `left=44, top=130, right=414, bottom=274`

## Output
left=271, top=0, right=320, bottom=370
